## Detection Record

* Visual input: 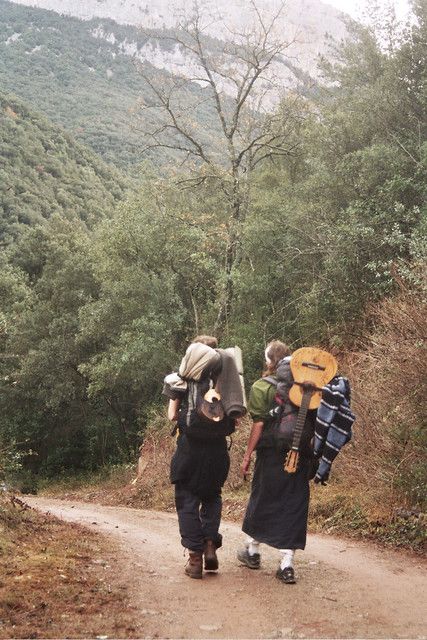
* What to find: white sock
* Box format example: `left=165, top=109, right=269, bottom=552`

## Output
left=246, top=536, right=260, bottom=556
left=280, top=548, right=295, bottom=569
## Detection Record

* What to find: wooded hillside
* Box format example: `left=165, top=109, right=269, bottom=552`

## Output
left=0, top=92, right=130, bottom=244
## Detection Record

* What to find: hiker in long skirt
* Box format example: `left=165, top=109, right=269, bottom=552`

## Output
left=164, top=335, right=246, bottom=580
left=238, top=340, right=316, bottom=584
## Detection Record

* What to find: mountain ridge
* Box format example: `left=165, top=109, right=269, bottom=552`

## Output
left=6, top=0, right=348, bottom=77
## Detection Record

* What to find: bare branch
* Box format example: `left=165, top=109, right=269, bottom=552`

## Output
left=136, top=62, right=214, bottom=165
left=132, top=0, right=305, bottom=332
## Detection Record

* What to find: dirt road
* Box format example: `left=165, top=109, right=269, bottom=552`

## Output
left=26, top=497, right=426, bottom=639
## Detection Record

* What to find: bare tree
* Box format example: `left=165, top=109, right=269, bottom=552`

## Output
left=136, top=0, right=301, bottom=334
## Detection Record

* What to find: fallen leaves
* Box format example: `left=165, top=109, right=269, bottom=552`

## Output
left=0, top=495, right=139, bottom=639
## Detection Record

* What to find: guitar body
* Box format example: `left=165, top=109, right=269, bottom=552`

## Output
left=197, top=388, right=225, bottom=422
left=284, top=347, right=337, bottom=473
left=289, top=347, right=338, bottom=410
left=184, top=381, right=235, bottom=438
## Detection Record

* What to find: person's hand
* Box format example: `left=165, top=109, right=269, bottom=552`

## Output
left=241, top=454, right=251, bottom=478
left=314, top=471, right=329, bottom=486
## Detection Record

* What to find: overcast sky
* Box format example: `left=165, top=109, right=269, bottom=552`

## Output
left=325, top=0, right=411, bottom=20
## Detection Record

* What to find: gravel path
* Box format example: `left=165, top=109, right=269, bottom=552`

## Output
left=26, top=497, right=426, bottom=639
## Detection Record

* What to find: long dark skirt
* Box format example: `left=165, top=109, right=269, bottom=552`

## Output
left=242, top=447, right=310, bottom=549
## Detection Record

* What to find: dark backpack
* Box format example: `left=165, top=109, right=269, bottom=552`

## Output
left=257, top=359, right=315, bottom=453
left=178, top=377, right=236, bottom=439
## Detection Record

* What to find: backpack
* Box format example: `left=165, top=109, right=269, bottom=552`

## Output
left=257, top=358, right=315, bottom=453
left=177, top=376, right=236, bottom=439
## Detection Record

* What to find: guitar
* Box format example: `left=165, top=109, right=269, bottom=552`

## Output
left=284, top=347, right=337, bottom=473
left=197, top=388, right=225, bottom=422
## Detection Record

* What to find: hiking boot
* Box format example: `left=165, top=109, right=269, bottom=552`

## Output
left=275, top=566, right=296, bottom=584
left=185, top=550, right=203, bottom=579
left=237, top=547, right=260, bottom=569
left=204, top=539, right=219, bottom=571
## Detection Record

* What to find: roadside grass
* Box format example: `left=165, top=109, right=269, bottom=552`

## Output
left=0, top=494, right=141, bottom=639
left=38, top=465, right=139, bottom=503
left=309, top=475, right=426, bottom=552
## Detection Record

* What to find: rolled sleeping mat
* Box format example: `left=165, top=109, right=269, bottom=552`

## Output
left=224, top=345, right=247, bottom=408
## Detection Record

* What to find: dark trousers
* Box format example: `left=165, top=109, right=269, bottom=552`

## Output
left=174, top=483, right=223, bottom=552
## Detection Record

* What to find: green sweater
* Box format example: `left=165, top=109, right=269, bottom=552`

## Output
left=248, top=378, right=277, bottom=422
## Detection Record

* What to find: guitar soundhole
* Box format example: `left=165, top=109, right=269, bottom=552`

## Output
left=302, top=361, right=326, bottom=371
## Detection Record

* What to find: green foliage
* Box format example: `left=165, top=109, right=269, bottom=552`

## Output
left=0, top=91, right=130, bottom=245
left=232, top=13, right=426, bottom=349
left=0, top=92, right=132, bottom=476
left=77, top=182, right=224, bottom=404
left=0, top=176, right=224, bottom=475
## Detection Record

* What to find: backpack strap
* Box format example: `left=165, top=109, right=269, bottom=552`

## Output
left=262, top=376, right=282, bottom=422
left=186, top=380, right=198, bottom=427
left=263, top=376, right=278, bottom=387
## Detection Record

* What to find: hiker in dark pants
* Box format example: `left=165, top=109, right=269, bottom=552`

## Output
left=164, top=335, right=245, bottom=579
left=238, top=340, right=315, bottom=584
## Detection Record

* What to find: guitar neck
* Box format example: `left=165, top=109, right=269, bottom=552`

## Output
left=291, top=389, right=312, bottom=450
